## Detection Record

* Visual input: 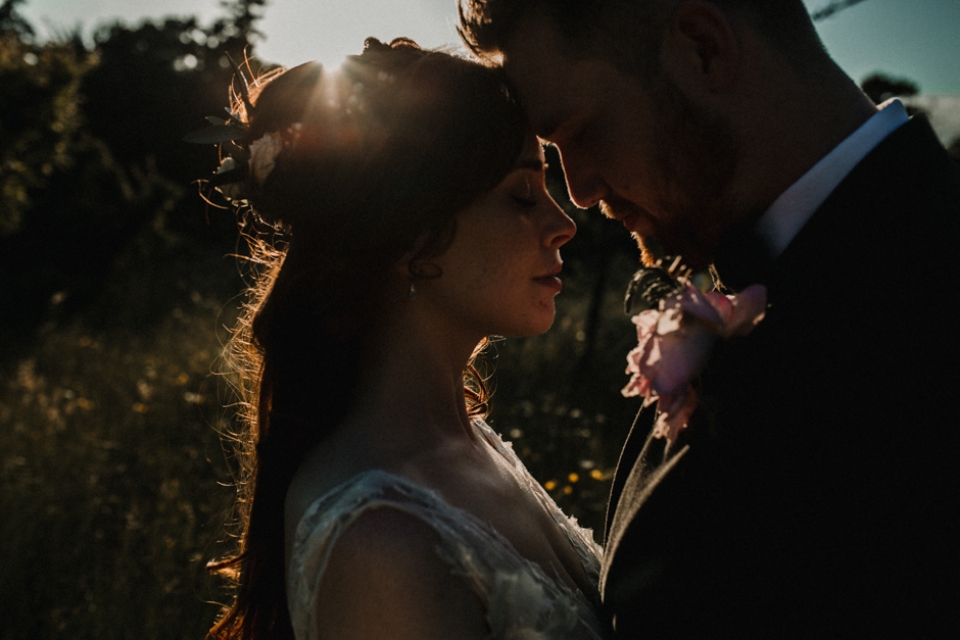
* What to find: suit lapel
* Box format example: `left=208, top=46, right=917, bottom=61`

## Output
left=602, top=406, right=652, bottom=540
left=600, top=421, right=691, bottom=590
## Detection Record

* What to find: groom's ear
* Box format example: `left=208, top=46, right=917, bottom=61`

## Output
left=660, top=1, right=739, bottom=95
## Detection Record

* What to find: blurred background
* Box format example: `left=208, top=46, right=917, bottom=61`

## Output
left=1, top=0, right=958, bottom=637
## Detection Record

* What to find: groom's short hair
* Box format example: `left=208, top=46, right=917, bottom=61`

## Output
left=459, top=0, right=823, bottom=76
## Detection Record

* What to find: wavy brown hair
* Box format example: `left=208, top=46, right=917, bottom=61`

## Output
left=206, top=38, right=527, bottom=640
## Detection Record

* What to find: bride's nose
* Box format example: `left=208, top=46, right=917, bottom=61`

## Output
left=542, top=199, right=577, bottom=249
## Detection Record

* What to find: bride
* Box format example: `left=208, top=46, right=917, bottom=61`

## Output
left=204, top=38, right=607, bottom=640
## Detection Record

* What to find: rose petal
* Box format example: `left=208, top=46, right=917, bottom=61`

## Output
left=720, top=284, right=768, bottom=338
left=647, top=318, right=715, bottom=396
left=655, top=305, right=683, bottom=335
left=621, top=372, right=653, bottom=400
left=632, top=309, right=659, bottom=339
left=621, top=372, right=644, bottom=397
left=652, top=387, right=698, bottom=442
left=703, top=290, right=734, bottom=324
left=625, top=344, right=644, bottom=375
left=675, top=285, right=723, bottom=327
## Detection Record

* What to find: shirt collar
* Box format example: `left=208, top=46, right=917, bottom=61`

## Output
left=756, top=98, right=909, bottom=258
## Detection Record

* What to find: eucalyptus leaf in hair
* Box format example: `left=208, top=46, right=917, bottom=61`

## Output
left=182, top=124, right=248, bottom=144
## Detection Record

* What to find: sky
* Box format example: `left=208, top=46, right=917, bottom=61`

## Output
left=19, top=0, right=960, bottom=95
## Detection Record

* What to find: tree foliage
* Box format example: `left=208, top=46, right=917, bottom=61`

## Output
left=0, top=0, right=91, bottom=236
left=0, top=0, right=270, bottom=339
left=860, top=72, right=920, bottom=105
left=0, top=0, right=32, bottom=37
left=810, top=0, right=873, bottom=22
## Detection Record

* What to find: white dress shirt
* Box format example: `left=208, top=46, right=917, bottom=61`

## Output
left=756, top=98, right=909, bottom=258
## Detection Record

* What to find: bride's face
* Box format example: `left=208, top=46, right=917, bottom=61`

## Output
left=424, top=137, right=576, bottom=339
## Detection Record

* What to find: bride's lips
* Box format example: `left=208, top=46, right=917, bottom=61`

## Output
left=533, top=266, right=563, bottom=292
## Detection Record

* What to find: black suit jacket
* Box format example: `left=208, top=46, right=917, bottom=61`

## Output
left=600, top=116, right=960, bottom=638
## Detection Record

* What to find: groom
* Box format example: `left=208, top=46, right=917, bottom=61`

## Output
left=460, top=0, right=960, bottom=636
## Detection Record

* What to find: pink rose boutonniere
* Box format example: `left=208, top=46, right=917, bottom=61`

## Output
left=622, top=272, right=767, bottom=442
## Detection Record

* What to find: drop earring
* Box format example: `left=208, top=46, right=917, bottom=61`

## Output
left=406, top=260, right=440, bottom=300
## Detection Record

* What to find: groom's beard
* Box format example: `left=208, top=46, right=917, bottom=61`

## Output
left=612, top=76, right=740, bottom=271
left=599, top=195, right=718, bottom=269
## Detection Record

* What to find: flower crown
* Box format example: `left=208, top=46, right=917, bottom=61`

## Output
left=184, top=59, right=301, bottom=203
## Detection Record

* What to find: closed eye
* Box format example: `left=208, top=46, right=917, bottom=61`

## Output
left=511, top=173, right=536, bottom=209
left=513, top=195, right=537, bottom=209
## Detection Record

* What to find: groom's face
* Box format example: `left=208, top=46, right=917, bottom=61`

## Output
left=502, top=14, right=737, bottom=269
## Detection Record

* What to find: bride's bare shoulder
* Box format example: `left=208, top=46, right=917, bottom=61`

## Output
left=310, top=507, right=489, bottom=640
left=284, top=431, right=369, bottom=536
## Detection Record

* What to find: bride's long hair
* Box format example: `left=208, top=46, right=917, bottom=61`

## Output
left=206, top=38, right=527, bottom=640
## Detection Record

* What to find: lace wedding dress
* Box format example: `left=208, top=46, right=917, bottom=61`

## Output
left=286, top=418, right=610, bottom=639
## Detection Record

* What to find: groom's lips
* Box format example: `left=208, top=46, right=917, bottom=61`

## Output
left=619, top=211, right=647, bottom=234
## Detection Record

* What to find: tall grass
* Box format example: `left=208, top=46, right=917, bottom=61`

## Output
left=0, top=307, right=237, bottom=638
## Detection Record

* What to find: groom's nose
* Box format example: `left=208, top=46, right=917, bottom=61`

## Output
left=558, top=149, right=607, bottom=209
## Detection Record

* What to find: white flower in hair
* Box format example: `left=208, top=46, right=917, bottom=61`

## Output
left=248, top=132, right=284, bottom=185
left=215, top=156, right=245, bottom=200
